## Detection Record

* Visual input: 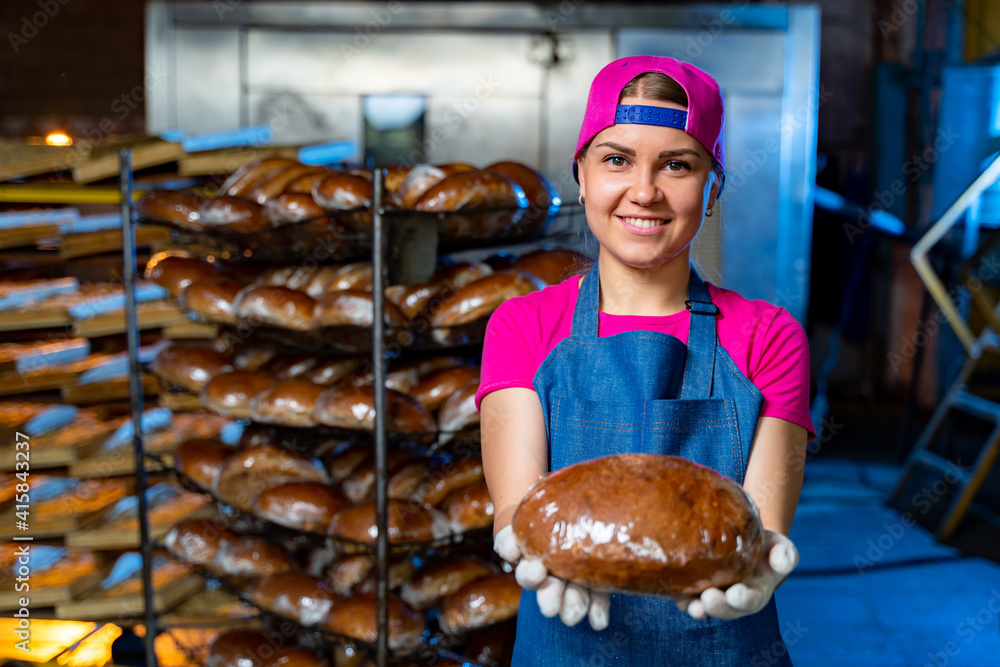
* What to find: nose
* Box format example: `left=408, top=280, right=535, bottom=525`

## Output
left=628, top=166, right=663, bottom=207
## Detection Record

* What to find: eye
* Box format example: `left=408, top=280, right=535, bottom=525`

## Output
left=603, top=154, right=628, bottom=168
left=664, top=160, right=691, bottom=172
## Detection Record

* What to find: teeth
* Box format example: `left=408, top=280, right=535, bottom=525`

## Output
left=621, top=216, right=668, bottom=229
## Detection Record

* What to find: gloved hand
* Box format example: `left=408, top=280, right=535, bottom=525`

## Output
left=675, top=530, right=799, bottom=621
left=494, top=524, right=611, bottom=630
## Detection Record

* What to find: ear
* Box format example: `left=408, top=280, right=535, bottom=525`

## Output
left=576, top=157, right=587, bottom=200
left=706, top=171, right=723, bottom=208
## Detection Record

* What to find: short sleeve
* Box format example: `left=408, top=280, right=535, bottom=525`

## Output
left=475, top=299, right=541, bottom=411
left=749, top=308, right=815, bottom=440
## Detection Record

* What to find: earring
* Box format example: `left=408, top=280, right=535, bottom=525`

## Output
left=705, top=207, right=714, bottom=217
left=578, top=195, right=585, bottom=206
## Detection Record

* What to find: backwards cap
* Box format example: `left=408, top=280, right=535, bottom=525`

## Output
left=574, top=56, right=726, bottom=180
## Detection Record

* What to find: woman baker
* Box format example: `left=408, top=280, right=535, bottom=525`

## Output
left=479, top=56, right=814, bottom=665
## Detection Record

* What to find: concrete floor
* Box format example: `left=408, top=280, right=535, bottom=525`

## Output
left=779, top=458, right=1000, bottom=667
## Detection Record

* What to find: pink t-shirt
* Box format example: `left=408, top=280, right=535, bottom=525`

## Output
left=476, top=276, right=815, bottom=440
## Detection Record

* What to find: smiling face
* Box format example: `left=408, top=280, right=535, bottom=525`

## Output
left=577, top=96, right=720, bottom=272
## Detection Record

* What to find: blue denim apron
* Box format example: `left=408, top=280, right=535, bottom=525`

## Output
left=511, top=260, right=790, bottom=666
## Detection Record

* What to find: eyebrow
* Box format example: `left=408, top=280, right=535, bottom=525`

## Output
left=594, top=142, right=703, bottom=160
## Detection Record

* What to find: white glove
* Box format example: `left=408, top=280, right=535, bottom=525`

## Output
left=494, top=525, right=611, bottom=630
left=675, top=530, right=799, bottom=621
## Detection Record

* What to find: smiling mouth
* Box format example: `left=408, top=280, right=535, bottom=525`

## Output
left=619, top=216, right=669, bottom=229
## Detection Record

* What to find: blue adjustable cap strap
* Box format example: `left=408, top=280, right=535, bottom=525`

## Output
left=679, top=268, right=718, bottom=399
left=615, top=105, right=687, bottom=130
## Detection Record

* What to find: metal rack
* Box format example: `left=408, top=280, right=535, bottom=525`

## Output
left=119, top=154, right=503, bottom=666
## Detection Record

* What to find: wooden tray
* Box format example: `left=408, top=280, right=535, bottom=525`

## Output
left=0, top=224, right=60, bottom=250
left=66, top=500, right=212, bottom=550
left=0, top=308, right=72, bottom=332
left=59, top=226, right=172, bottom=259
left=0, top=573, right=104, bottom=610
left=0, top=424, right=114, bottom=472
left=55, top=573, right=203, bottom=620
left=161, top=321, right=218, bottom=339
left=0, top=501, right=116, bottom=540
left=71, top=302, right=190, bottom=338
left=72, top=139, right=186, bottom=184
left=70, top=450, right=172, bottom=479
left=0, top=369, right=76, bottom=397
left=60, top=374, right=158, bottom=404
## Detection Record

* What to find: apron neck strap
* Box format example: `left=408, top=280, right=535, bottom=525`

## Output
left=571, top=259, right=719, bottom=398
left=680, top=268, right=718, bottom=399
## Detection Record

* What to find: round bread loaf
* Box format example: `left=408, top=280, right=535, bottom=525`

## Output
left=152, top=345, right=233, bottom=393
left=307, top=357, right=364, bottom=386
left=323, top=441, right=372, bottom=483
left=266, top=193, right=326, bottom=226
left=415, top=455, right=484, bottom=508
left=384, top=165, right=410, bottom=193
left=313, top=173, right=373, bottom=210
left=397, top=163, right=475, bottom=209
left=328, top=498, right=451, bottom=544
left=511, top=248, right=591, bottom=287
left=385, top=283, right=445, bottom=321
left=249, top=572, right=335, bottom=626
left=264, top=355, right=320, bottom=381
left=396, top=164, right=450, bottom=209
left=314, top=290, right=408, bottom=327
left=144, top=251, right=225, bottom=297
left=262, top=649, right=324, bottom=667
left=249, top=164, right=324, bottom=204
left=400, top=558, right=494, bottom=610
left=232, top=346, right=279, bottom=372
left=220, top=157, right=300, bottom=197
left=437, top=380, right=480, bottom=437
left=254, top=264, right=305, bottom=288
left=136, top=190, right=207, bottom=230
left=313, top=385, right=435, bottom=433
left=341, top=451, right=417, bottom=504
left=206, top=629, right=276, bottom=667
left=461, top=620, right=516, bottom=667
left=199, top=197, right=269, bottom=234
left=253, top=481, right=347, bottom=533
left=411, top=366, right=481, bottom=412
left=428, top=272, right=541, bottom=327
left=234, top=285, right=317, bottom=331
left=443, top=479, right=494, bottom=532
left=215, top=536, right=295, bottom=578
left=214, top=444, right=327, bottom=511
left=512, top=454, right=764, bottom=597
left=285, top=170, right=330, bottom=195
left=434, top=261, right=495, bottom=288
left=439, top=573, right=520, bottom=634
left=385, top=458, right=433, bottom=503
left=249, top=380, right=326, bottom=427
left=164, top=518, right=238, bottom=566
left=181, top=277, right=245, bottom=324
left=173, top=438, right=234, bottom=490
left=352, top=355, right=463, bottom=394
left=302, top=264, right=345, bottom=298
left=326, top=262, right=373, bottom=292
left=414, top=170, right=525, bottom=212
left=332, top=645, right=372, bottom=667
left=200, top=371, right=275, bottom=419
left=325, top=555, right=415, bottom=596
left=485, top=161, right=557, bottom=218
left=322, top=593, right=424, bottom=650
left=357, top=558, right=417, bottom=595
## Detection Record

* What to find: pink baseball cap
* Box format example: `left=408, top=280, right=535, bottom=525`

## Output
left=574, top=56, right=726, bottom=180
